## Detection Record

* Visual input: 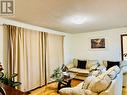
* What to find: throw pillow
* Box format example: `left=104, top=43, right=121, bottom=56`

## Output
left=88, top=75, right=112, bottom=93
left=106, top=61, right=120, bottom=70
left=77, top=60, right=86, bottom=69
left=106, top=66, right=120, bottom=80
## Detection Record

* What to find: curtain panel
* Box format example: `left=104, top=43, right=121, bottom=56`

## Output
left=3, top=25, right=64, bottom=91
left=4, top=25, right=46, bottom=91
left=46, top=33, right=64, bottom=83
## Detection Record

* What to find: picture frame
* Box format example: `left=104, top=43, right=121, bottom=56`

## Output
left=91, top=38, right=105, bottom=49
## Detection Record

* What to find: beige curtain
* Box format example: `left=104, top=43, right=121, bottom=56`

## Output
left=4, top=25, right=46, bottom=92
left=46, top=33, right=64, bottom=83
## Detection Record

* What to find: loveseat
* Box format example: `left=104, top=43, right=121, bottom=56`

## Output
left=66, top=59, right=99, bottom=80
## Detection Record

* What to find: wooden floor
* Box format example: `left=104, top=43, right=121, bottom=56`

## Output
left=123, top=87, right=127, bottom=95
left=29, top=80, right=127, bottom=95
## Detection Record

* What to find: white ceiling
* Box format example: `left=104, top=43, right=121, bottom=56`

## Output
left=2, top=0, right=127, bottom=33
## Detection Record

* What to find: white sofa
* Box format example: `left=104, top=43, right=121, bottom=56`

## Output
left=59, top=66, right=122, bottom=95
left=66, top=59, right=99, bottom=80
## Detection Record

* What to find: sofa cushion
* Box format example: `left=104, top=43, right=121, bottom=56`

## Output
left=86, top=60, right=98, bottom=69
left=73, top=58, right=78, bottom=67
left=82, top=76, right=96, bottom=89
left=102, top=61, right=108, bottom=67
left=106, top=61, right=120, bottom=70
left=77, top=60, right=87, bottom=69
left=88, top=75, right=112, bottom=93
left=69, top=68, right=89, bottom=74
left=90, top=66, right=106, bottom=77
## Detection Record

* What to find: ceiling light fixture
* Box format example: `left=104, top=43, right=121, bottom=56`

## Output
left=69, top=15, right=86, bottom=24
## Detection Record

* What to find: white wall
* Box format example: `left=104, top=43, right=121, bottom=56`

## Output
left=69, top=28, right=127, bottom=62
left=64, top=34, right=73, bottom=64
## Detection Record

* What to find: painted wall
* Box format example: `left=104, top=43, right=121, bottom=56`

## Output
left=70, top=28, right=127, bottom=62
left=64, top=34, right=73, bottom=64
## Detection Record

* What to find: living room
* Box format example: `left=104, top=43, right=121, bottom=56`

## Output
left=0, top=0, right=127, bottom=95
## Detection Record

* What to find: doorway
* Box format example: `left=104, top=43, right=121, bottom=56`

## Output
left=121, top=34, right=127, bottom=61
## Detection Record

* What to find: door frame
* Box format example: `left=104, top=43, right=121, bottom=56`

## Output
left=121, top=34, right=127, bottom=60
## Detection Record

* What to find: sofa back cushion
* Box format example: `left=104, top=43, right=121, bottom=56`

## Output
left=82, top=76, right=96, bottom=89
left=86, top=60, right=98, bottom=69
left=72, top=58, right=78, bottom=67
left=72, top=59, right=98, bottom=69
left=88, top=74, right=112, bottom=93
left=77, top=60, right=87, bottom=69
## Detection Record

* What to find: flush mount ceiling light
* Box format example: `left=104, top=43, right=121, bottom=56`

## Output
left=69, top=15, right=86, bottom=24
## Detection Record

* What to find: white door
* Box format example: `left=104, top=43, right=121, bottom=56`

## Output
left=121, top=35, right=127, bottom=61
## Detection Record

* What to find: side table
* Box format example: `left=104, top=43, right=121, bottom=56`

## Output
left=58, top=78, right=72, bottom=91
left=57, top=72, right=76, bottom=92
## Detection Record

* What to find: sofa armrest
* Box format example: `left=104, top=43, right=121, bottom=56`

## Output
left=89, top=64, right=99, bottom=72
left=66, top=63, right=74, bottom=69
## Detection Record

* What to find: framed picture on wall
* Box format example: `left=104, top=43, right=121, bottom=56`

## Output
left=91, top=38, right=105, bottom=49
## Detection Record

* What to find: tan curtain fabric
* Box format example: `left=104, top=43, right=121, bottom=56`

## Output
left=4, top=25, right=46, bottom=91
left=46, top=33, right=64, bottom=83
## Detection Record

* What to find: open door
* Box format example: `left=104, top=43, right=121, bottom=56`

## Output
left=121, top=34, right=127, bottom=61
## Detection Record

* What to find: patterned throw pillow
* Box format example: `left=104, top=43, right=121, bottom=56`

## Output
left=88, top=75, right=112, bottom=93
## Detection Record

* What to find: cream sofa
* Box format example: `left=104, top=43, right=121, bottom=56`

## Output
left=66, top=59, right=99, bottom=80
left=59, top=66, right=122, bottom=95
